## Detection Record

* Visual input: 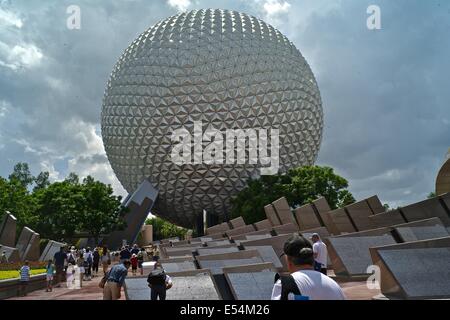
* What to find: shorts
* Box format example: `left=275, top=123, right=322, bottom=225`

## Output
left=132, top=266, right=137, bottom=271
left=138, top=261, right=143, bottom=268
left=46, top=274, right=54, bottom=281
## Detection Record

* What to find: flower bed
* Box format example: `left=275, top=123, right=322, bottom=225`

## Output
left=0, top=261, right=47, bottom=271
left=0, top=269, right=46, bottom=281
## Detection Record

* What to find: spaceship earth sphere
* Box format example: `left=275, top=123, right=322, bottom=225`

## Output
left=101, top=9, right=323, bottom=227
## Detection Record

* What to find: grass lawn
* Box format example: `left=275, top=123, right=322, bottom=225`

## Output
left=0, top=269, right=46, bottom=280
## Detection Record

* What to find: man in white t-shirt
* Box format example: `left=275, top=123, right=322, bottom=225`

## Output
left=271, top=234, right=345, bottom=300
left=311, top=233, right=328, bottom=275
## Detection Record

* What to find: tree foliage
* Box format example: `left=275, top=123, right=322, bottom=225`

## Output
left=145, top=217, right=188, bottom=241
left=0, top=163, right=126, bottom=242
left=230, top=166, right=356, bottom=224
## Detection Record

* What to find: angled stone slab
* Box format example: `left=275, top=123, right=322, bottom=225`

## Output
left=16, top=227, right=40, bottom=261
left=124, top=269, right=221, bottom=300
left=370, top=237, right=450, bottom=299
left=238, top=234, right=293, bottom=271
left=272, top=223, right=299, bottom=235
left=326, top=234, right=396, bottom=277
left=243, top=246, right=283, bottom=270
left=205, top=239, right=231, bottom=247
left=312, top=197, right=340, bottom=235
left=395, top=226, right=449, bottom=242
left=225, top=272, right=276, bottom=300
left=171, top=240, right=190, bottom=247
left=225, top=225, right=256, bottom=237
left=39, top=240, right=66, bottom=262
left=294, top=204, right=322, bottom=231
left=229, top=229, right=272, bottom=241
left=264, top=204, right=281, bottom=226
left=366, top=195, right=385, bottom=214
left=229, top=217, right=246, bottom=229
left=206, top=222, right=230, bottom=235
left=106, top=179, right=158, bottom=250
left=196, top=250, right=264, bottom=275
left=272, top=197, right=297, bottom=226
left=190, top=237, right=213, bottom=244
left=162, top=244, right=203, bottom=258
left=400, top=197, right=450, bottom=226
left=0, top=245, right=20, bottom=263
left=369, top=210, right=406, bottom=228
left=245, top=234, right=272, bottom=241
left=253, top=219, right=272, bottom=231
left=0, top=212, right=17, bottom=248
left=300, top=227, right=331, bottom=240
left=345, top=200, right=377, bottom=231
left=197, top=247, right=239, bottom=256
left=328, top=208, right=356, bottom=234
left=160, top=260, right=197, bottom=273
left=440, top=192, right=450, bottom=211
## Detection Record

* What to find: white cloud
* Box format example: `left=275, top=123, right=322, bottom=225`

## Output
left=262, top=0, right=291, bottom=16
left=8, top=44, right=43, bottom=68
left=0, top=7, right=23, bottom=28
left=0, top=100, right=9, bottom=117
left=167, top=0, right=191, bottom=12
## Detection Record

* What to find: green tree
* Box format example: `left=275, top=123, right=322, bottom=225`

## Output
left=33, top=171, right=50, bottom=191
left=8, top=162, right=34, bottom=188
left=31, top=180, right=83, bottom=240
left=427, top=192, right=437, bottom=199
left=77, top=176, right=127, bottom=244
left=0, top=176, right=33, bottom=229
left=231, top=166, right=355, bottom=224
left=145, top=217, right=188, bottom=241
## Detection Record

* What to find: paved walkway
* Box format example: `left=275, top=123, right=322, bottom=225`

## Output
left=7, top=275, right=124, bottom=300
left=8, top=275, right=379, bottom=300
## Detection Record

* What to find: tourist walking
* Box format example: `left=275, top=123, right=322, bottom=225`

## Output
left=84, top=247, right=93, bottom=280
left=147, top=266, right=172, bottom=300
left=53, top=247, right=67, bottom=287
left=137, top=248, right=147, bottom=275
left=130, top=254, right=138, bottom=276
left=152, top=245, right=160, bottom=262
left=311, top=233, right=328, bottom=275
left=271, top=234, right=345, bottom=300
left=119, top=246, right=131, bottom=262
left=130, top=244, right=140, bottom=255
left=103, top=260, right=131, bottom=300
left=101, top=246, right=111, bottom=275
left=18, top=261, right=30, bottom=297
left=45, top=259, right=55, bottom=292
left=92, top=248, right=100, bottom=277
left=77, top=252, right=85, bottom=287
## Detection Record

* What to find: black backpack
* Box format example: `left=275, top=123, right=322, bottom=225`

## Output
left=274, top=273, right=301, bottom=300
left=147, top=269, right=166, bottom=286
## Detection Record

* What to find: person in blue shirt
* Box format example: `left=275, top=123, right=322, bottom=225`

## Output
left=103, top=260, right=131, bottom=300
left=45, top=259, right=55, bottom=292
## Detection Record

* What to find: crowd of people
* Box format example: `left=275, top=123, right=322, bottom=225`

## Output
left=11, top=233, right=345, bottom=300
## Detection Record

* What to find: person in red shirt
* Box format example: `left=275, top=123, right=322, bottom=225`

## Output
left=130, top=254, right=138, bottom=276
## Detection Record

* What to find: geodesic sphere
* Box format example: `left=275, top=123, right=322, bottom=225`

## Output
left=101, top=9, right=323, bottom=227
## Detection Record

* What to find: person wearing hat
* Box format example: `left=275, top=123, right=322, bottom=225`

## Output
left=271, top=233, right=345, bottom=300
left=311, top=233, right=328, bottom=275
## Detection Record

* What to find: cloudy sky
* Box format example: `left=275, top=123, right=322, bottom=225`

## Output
left=0, top=0, right=449, bottom=209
